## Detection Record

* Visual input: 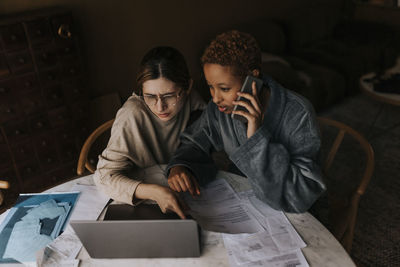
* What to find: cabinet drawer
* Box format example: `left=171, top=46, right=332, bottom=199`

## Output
left=37, top=149, right=59, bottom=170
left=62, top=62, right=81, bottom=79
left=43, top=85, right=65, bottom=109
left=39, top=67, right=62, bottom=86
left=58, top=42, right=77, bottom=60
left=74, top=120, right=90, bottom=148
left=18, top=89, right=45, bottom=115
left=34, top=132, right=56, bottom=154
left=0, top=99, right=21, bottom=124
left=0, top=53, right=10, bottom=78
left=0, top=131, right=5, bottom=144
left=17, top=159, right=41, bottom=180
left=54, top=127, right=76, bottom=144
left=0, top=79, right=16, bottom=101
left=57, top=140, right=78, bottom=162
left=20, top=174, right=44, bottom=192
left=34, top=45, right=59, bottom=70
left=11, top=140, right=35, bottom=162
left=6, top=50, right=34, bottom=74
left=48, top=106, right=71, bottom=128
left=48, top=162, right=77, bottom=184
left=0, top=144, right=12, bottom=167
left=3, top=119, right=29, bottom=141
left=70, top=100, right=89, bottom=121
left=28, top=112, right=50, bottom=133
left=0, top=23, right=27, bottom=51
left=14, top=73, right=40, bottom=92
left=62, top=79, right=86, bottom=103
left=25, top=18, right=53, bottom=45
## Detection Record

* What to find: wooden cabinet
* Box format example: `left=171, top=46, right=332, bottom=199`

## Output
left=0, top=9, right=89, bottom=201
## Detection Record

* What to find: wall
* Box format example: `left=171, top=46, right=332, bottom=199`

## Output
left=355, top=3, right=400, bottom=27
left=0, top=0, right=344, bottom=101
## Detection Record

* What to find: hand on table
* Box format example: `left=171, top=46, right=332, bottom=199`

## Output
left=168, top=166, right=200, bottom=197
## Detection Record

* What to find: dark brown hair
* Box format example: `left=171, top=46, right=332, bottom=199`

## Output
left=136, top=46, right=190, bottom=95
left=201, top=30, right=261, bottom=80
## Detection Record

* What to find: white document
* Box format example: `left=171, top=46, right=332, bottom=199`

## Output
left=226, top=248, right=309, bottom=267
left=69, top=183, right=110, bottom=221
left=36, top=226, right=82, bottom=266
left=222, top=190, right=307, bottom=266
left=244, top=192, right=306, bottom=250
left=183, top=179, right=263, bottom=234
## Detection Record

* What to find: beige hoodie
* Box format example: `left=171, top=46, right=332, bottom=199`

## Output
left=93, top=90, right=206, bottom=204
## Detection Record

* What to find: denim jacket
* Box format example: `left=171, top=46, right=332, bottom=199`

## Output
left=167, top=75, right=326, bottom=213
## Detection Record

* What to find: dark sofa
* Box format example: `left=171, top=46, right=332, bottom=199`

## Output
left=235, top=3, right=400, bottom=111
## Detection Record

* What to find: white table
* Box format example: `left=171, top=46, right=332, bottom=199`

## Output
left=48, top=166, right=356, bottom=267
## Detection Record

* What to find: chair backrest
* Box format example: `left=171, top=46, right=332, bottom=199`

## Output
left=77, top=119, right=115, bottom=175
left=0, top=181, right=9, bottom=190
left=316, top=117, right=374, bottom=253
left=0, top=180, right=10, bottom=206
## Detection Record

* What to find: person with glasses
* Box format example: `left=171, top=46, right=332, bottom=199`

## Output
left=166, top=31, right=325, bottom=213
left=93, top=46, right=206, bottom=218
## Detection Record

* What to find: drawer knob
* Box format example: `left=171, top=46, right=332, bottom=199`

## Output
left=0, top=88, right=5, bottom=93
left=18, top=57, right=25, bottom=64
left=25, top=81, right=32, bottom=87
left=57, top=24, right=72, bottom=39
left=11, top=35, right=17, bottom=41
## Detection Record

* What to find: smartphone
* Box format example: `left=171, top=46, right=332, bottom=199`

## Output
left=231, top=75, right=263, bottom=122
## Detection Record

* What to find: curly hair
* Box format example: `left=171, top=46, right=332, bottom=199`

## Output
left=201, top=30, right=261, bottom=79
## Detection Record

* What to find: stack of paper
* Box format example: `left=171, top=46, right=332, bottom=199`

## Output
left=35, top=183, right=110, bottom=267
left=183, top=179, right=309, bottom=267
left=0, top=192, right=79, bottom=264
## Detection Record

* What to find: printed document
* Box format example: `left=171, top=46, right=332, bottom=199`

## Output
left=183, top=179, right=263, bottom=234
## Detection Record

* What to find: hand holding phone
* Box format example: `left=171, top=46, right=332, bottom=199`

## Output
left=231, top=75, right=265, bottom=138
left=231, top=75, right=263, bottom=123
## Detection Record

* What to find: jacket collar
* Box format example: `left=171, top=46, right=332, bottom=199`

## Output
left=261, top=74, right=286, bottom=136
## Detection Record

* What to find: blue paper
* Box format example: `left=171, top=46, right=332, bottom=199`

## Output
left=0, top=192, right=80, bottom=263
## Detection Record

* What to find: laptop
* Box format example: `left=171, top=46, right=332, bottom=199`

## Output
left=70, top=204, right=201, bottom=259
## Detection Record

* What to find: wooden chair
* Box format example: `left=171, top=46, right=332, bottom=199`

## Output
left=315, top=117, right=375, bottom=253
left=77, top=119, right=114, bottom=175
left=0, top=180, right=10, bottom=206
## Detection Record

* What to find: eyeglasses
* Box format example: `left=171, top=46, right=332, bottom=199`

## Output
left=142, top=90, right=183, bottom=107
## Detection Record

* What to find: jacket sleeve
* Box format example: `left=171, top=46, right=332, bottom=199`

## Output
left=93, top=109, right=144, bottom=205
left=167, top=104, right=222, bottom=185
left=230, top=109, right=326, bottom=213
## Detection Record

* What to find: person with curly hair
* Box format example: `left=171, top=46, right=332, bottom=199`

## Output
left=166, top=30, right=325, bottom=213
